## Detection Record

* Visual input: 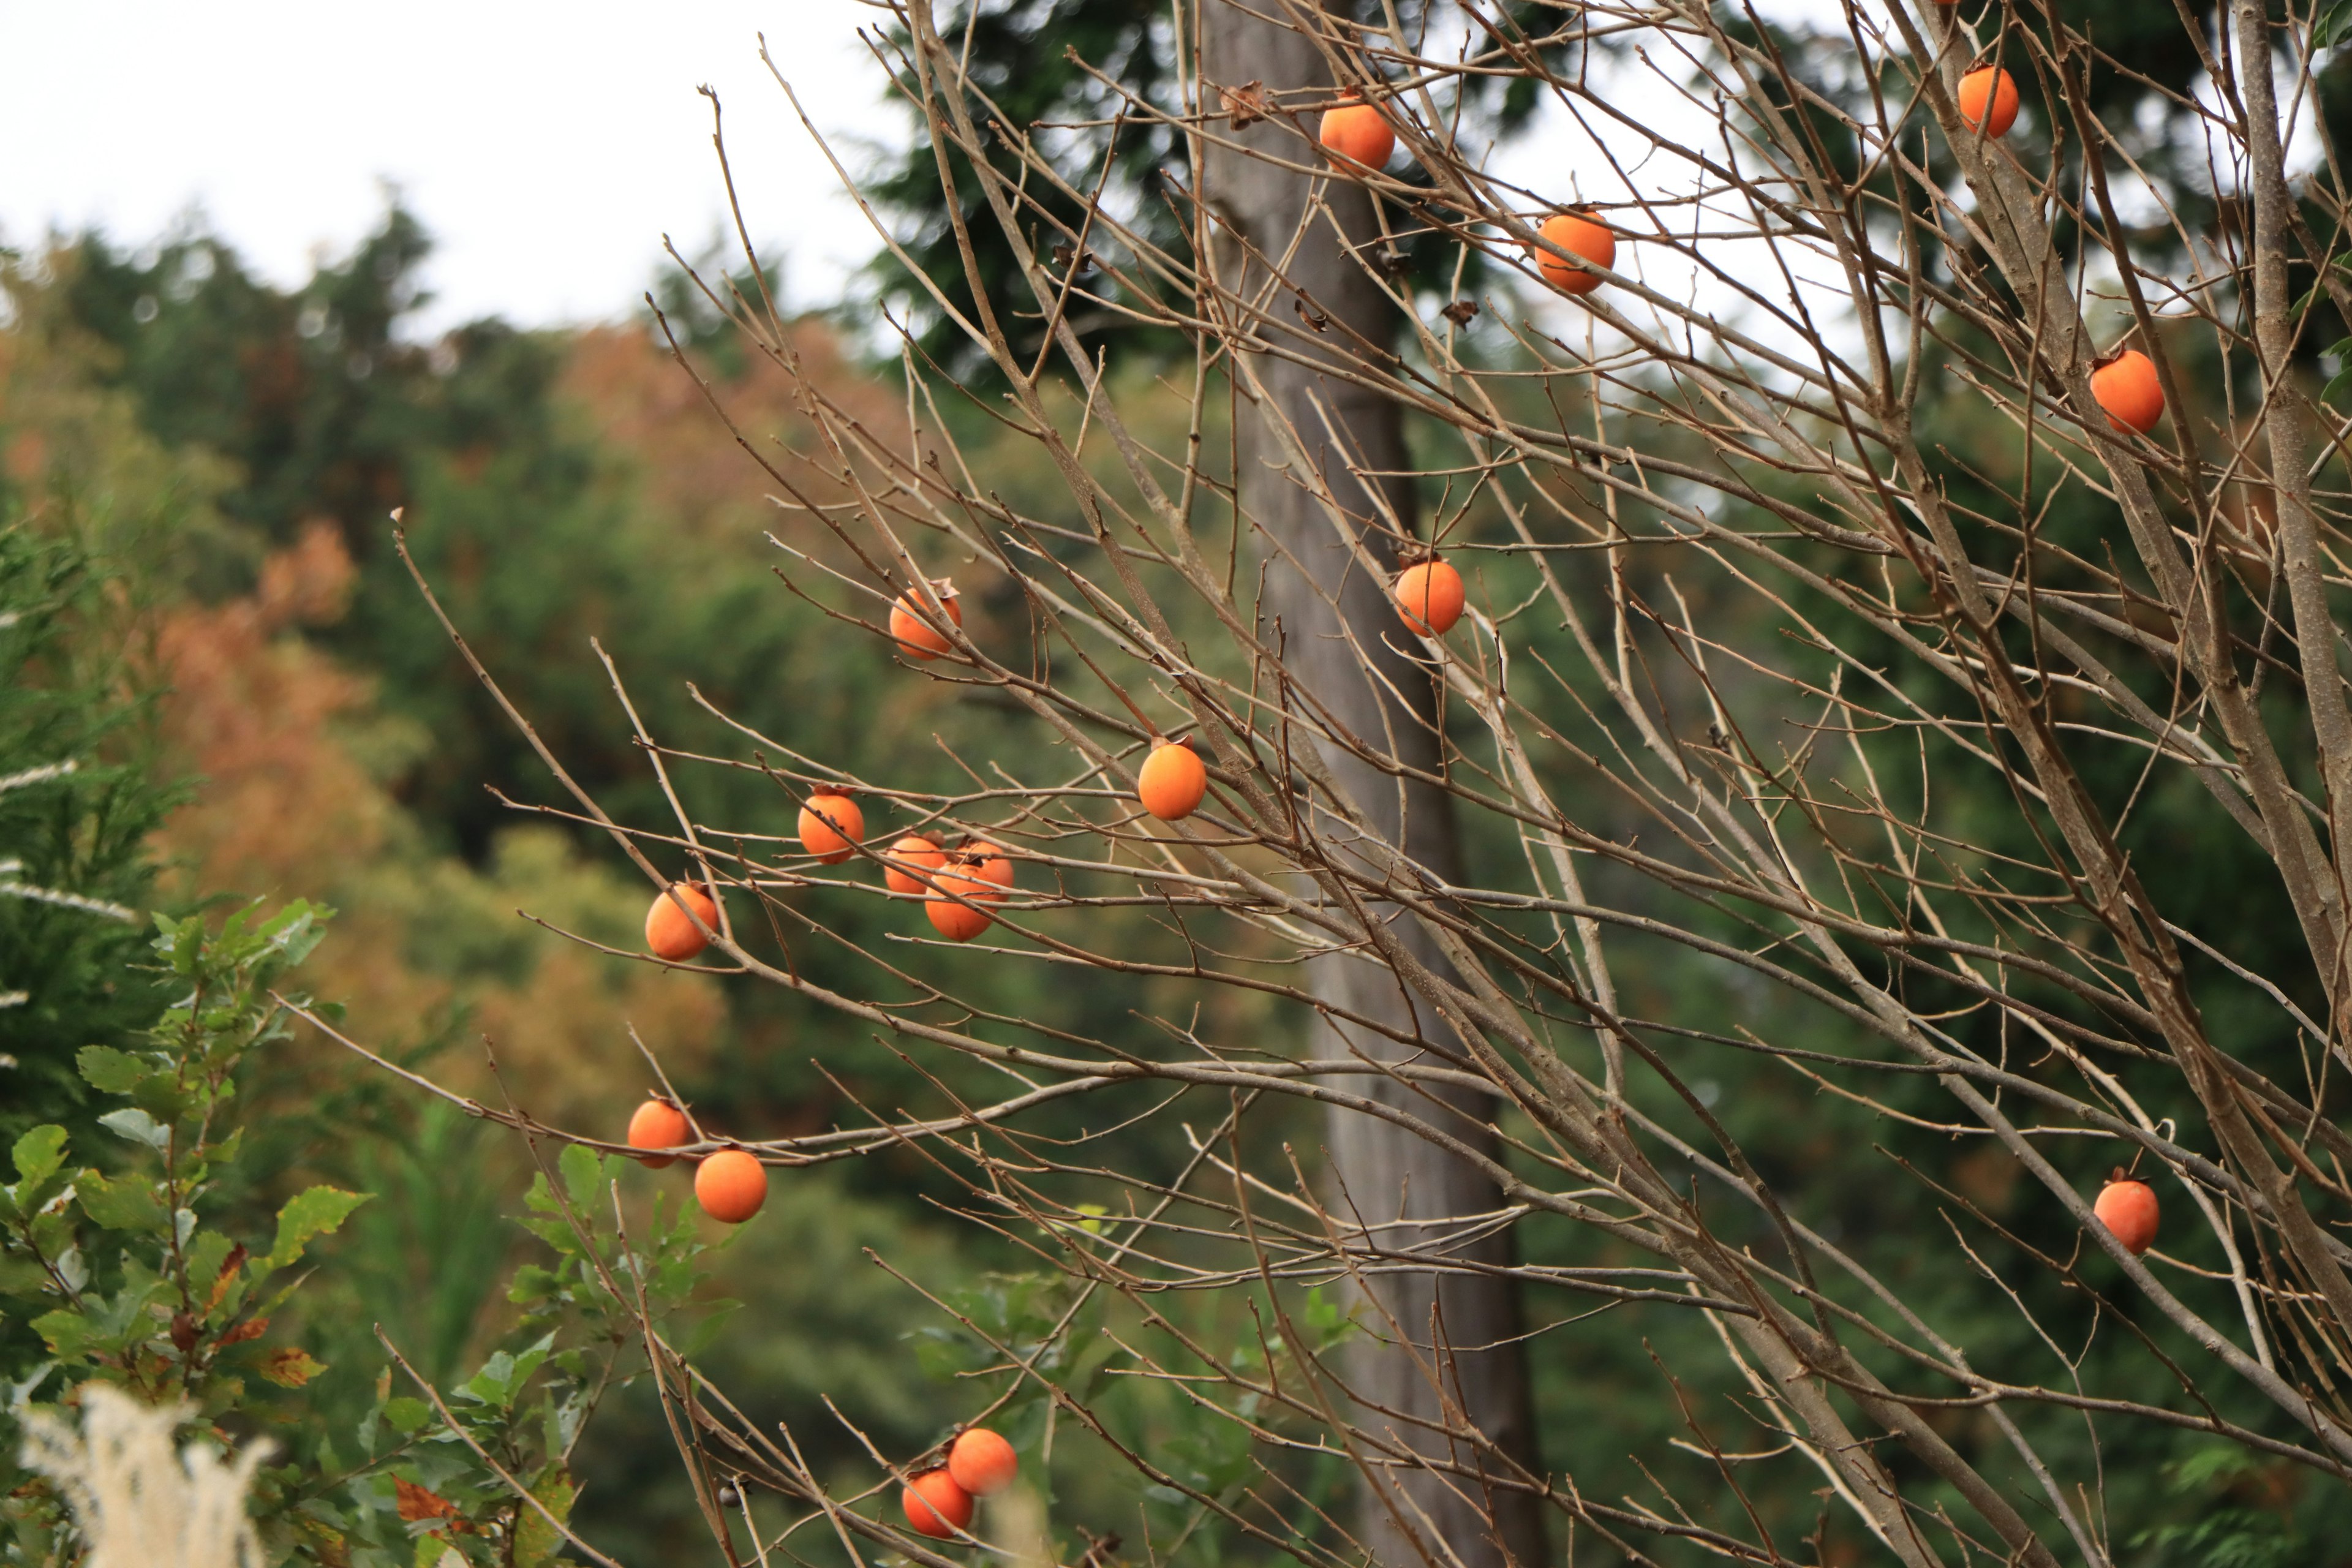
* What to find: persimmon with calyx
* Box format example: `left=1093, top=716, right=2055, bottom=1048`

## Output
left=925, top=842, right=1013, bottom=941
left=1394, top=558, right=1466, bottom=636
left=2090, top=349, right=2165, bottom=434
left=626, top=1099, right=691, bottom=1168
left=883, top=834, right=946, bottom=896
left=890, top=578, right=963, bottom=660
left=1138, top=739, right=1208, bottom=821
left=1533, top=211, right=1615, bottom=296
left=946, top=1428, right=1018, bottom=1496
left=644, top=883, right=718, bottom=962
left=2093, top=1174, right=2159, bottom=1256
left=799, top=792, right=865, bottom=865
left=1957, top=66, right=2019, bottom=137
left=1319, top=91, right=1394, bottom=170
left=695, top=1149, right=769, bottom=1224
left=901, top=1470, right=974, bottom=1538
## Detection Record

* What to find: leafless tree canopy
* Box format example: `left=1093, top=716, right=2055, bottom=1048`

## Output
left=335, top=0, right=2352, bottom=1561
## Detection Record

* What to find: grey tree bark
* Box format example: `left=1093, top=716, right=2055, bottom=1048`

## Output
left=1197, top=7, right=1545, bottom=1567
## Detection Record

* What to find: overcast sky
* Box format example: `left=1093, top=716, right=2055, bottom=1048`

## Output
left=0, top=0, right=901, bottom=331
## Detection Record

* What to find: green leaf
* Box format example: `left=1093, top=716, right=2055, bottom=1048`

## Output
left=98, top=1107, right=172, bottom=1153
left=13, top=1126, right=69, bottom=1186
left=557, top=1142, right=608, bottom=1216
left=383, top=1396, right=434, bottom=1434
left=75, top=1046, right=152, bottom=1095
left=2319, top=0, right=2352, bottom=50
left=511, top=1468, right=576, bottom=1568
left=260, top=1186, right=371, bottom=1272
left=680, top=1300, right=741, bottom=1359
left=77, top=1171, right=167, bottom=1232
left=32, top=1308, right=95, bottom=1359
left=2323, top=363, right=2352, bottom=407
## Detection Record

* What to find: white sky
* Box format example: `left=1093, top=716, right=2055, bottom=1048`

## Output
left=0, top=0, right=903, bottom=331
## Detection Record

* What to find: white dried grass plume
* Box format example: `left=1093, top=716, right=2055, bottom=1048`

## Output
left=18, top=1383, right=268, bottom=1568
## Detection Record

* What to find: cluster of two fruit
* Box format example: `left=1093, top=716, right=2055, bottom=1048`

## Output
left=1317, top=94, right=1616, bottom=302
left=902, top=1427, right=1019, bottom=1540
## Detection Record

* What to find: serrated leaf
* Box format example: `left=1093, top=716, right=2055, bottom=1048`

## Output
left=260, top=1186, right=371, bottom=1272
left=557, top=1142, right=606, bottom=1216
left=511, top=1468, right=576, bottom=1568
left=13, top=1125, right=68, bottom=1186
left=77, top=1045, right=153, bottom=1095
left=260, top=1347, right=326, bottom=1387
left=32, top=1309, right=94, bottom=1359
left=98, top=1107, right=172, bottom=1153
left=77, top=1171, right=166, bottom=1232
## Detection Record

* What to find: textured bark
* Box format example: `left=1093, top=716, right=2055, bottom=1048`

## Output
left=1197, top=8, right=1544, bottom=1567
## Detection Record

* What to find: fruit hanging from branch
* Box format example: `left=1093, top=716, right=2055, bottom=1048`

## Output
left=799, top=792, right=865, bottom=865
left=901, top=1470, right=974, bottom=1538
left=695, top=1149, right=769, bottom=1224
left=1533, top=210, right=1615, bottom=296
left=1137, top=739, right=1208, bottom=821
left=2093, top=1175, right=2159, bottom=1256
left=1957, top=66, right=2019, bottom=137
left=626, top=1099, right=690, bottom=1168
left=1394, top=558, right=1466, bottom=636
left=883, top=834, right=946, bottom=895
left=2090, top=349, right=2165, bottom=434
left=946, top=1428, right=1019, bottom=1496
left=925, top=842, right=1013, bottom=941
left=1319, top=91, right=1395, bottom=170
left=891, top=579, right=963, bottom=660
left=644, top=883, right=718, bottom=962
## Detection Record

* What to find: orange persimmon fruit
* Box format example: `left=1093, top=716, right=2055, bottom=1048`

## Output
left=1394, top=559, right=1467, bottom=637
left=695, top=1149, right=769, bottom=1224
left=902, top=1470, right=974, bottom=1538
left=1138, top=739, right=1208, bottom=822
left=1957, top=66, right=2019, bottom=137
left=2093, top=1175, right=2159, bottom=1256
left=799, top=792, right=865, bottom=865
left=1534, top=211, right=1615, bottom=296
left=644, top=883, right=718, bottom=962
left=2090, top=349, right=2165, bottom=435
left=1319, top=93, right=1395, bottom=170
left=884, top=834, right=947, bottom=896
left=626, top=1099, right=692, bottom=1169
left=925, top=842, right=1013, bottom=942
left=891, top=579, right=963, bottom=660
left=946, top=1428, right=1019, bottom=1497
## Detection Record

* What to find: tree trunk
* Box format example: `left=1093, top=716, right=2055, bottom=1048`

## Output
left=1197, top=9, right=1545, bottom=1567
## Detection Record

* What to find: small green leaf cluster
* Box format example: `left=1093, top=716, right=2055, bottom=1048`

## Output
left=1, top=902, right=718, bottom=1568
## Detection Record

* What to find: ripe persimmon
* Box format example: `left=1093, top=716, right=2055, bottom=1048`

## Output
left=1138, top=739, right=1208, bottom=821
left=695, top=1149, right=769, bottom=1224
left=799, top=792, right=865, bottom=865
left=1394, top=559, right=1466, bottom=637
left=626, top=1099, right=691, bottom=1168
left=1534, top=211, right=1615, bottom=296
left=1957, top=66, right=2019, bottom=138
left=901, top=1469, right=974, bottom=1538
left=1319, top=92, right=1394, bottom=170
left=925, top=842, right=1013, bottom=941
left=884, top=834, right=947, bottom=896
left=891, top=579, right=963, bottom=660
left=946, top=1428, right=1018, bottom=1497
left=2089, top=349, right=2164, bottom=434
left=2093, top=1175, right=2158, bottom=1256
left=644, top=883, right=718, bottom=962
